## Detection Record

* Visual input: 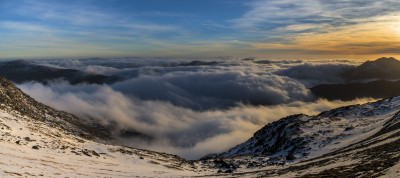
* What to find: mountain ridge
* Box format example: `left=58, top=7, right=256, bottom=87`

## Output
left=0, top=60, right=120, bottom=85
left=0, top=75, right=110, bottom=140
left=310, top=57, right=400, bottom=101
left=342, top=57, right=400, bottom=80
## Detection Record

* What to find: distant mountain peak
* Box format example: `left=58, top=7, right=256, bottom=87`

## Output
left=375, top=57, right=398, bottom=62
left=180, top=60, right=219, bottom=66
left=342, top=57, right=400, bottom=80
left=360, top=57, right=400, bottom=68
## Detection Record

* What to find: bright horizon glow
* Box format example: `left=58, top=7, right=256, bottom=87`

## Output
left=1, top=0, right=400, bottom=59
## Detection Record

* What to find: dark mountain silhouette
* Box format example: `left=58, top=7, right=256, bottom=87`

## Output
left=311, top=57, right=400, bottom=100
left=179, top=60, right=219, bottom=66
left=241, top=57, right=256, bottom=61
left=311, top=80, right=400, bottom=101
left=253, top=60, right=274, bottom=64
left=342, top=57, right=400, bottom=80
left=0, top=60, right=121, bottom=84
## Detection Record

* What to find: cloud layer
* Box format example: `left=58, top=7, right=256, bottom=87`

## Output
left=14, top=57, right=378, bottom=159
left=275, top=63, right=354, bottom=87
left=17, top=81, right=374, bottom=159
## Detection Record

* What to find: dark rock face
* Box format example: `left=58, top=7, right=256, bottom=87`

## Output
left=211, top=114, right=310, bottom=159
left=0, top=60, right=120, bottom=84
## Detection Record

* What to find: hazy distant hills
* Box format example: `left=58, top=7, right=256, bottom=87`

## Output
left=311, top=57, right=400, bottom=100
left=0, top=60, right=120, bottom=84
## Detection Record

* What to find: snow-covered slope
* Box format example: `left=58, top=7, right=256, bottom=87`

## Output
left=0, top=110, right=208, bottom=177
left=206, top=97, right=400, bottom=177
left=2, top=75, right=400, bottom=177
left=0, top=76, right=210, bottom=177
left=215, top=97, right=400, bottom=160
left=0, top=76, right=109, bottom=140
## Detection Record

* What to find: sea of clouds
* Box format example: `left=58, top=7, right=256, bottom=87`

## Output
left=17, top=57, right=373, bottom=159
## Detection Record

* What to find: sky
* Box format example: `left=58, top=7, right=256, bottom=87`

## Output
left=1, top=0, right=400, bottom=58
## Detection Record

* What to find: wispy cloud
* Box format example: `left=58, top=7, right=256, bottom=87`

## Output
left=0, top=21, right=54, bottom=33
left=0, top=1, right=195, bottom=58
left=233, top=0, right=400, bottom=30
left=277, top=24, right=330, bottom=32
left=230, top=0, right=400, bottom=55
left=251, top=19, right=400, bottom=54
left=127, top=24, right=178, bottom=31
left=1, top=0, right=400, bottom=57
left=10, top=1, right=111, bottom=26
left=232, top=0, right=323, bottom=30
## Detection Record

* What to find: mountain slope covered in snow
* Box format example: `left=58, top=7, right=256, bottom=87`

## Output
left=0, top=76, right=208, bottom=177
left=2, top=75, right=400, bottom=177
left=210, top=97, right=400, bottom=177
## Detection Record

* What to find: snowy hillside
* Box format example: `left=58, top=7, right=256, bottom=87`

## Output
left=208, top=97, right=400, bottom=177
left=216, top=97, right=400, bottom=160
left=2, top=75, right=400, bottom=177
left=0, top=76, right=209, bottom=177
left=0, top=110, right=206, bottom=177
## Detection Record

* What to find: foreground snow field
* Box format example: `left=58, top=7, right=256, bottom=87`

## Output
left=0, top=110, right=206, bottom=177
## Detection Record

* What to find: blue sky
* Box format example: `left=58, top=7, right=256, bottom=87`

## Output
left=1, top=0, right=400, bottom=58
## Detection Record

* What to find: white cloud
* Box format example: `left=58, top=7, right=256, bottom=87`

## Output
left=17, top=81, right=375, bottom=159
left=14, top=58, right=380, bottom=159
left=277, top=24, right=329, bottom=32
left=11, top=1, right=111, bottom=26
left=275, top=63, right=354, bottom=87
